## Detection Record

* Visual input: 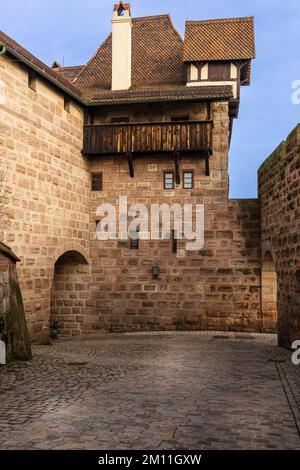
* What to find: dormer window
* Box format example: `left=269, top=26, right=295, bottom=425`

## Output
left=208, top=62, right=230, bottom=81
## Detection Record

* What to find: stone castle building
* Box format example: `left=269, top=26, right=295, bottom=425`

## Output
left=0, top=2, right=299, bottom=348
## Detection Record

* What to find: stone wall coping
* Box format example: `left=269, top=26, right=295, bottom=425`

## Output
left=258, top=122, right=300, bottom=176
left=0, top=242, right=20, bottom=263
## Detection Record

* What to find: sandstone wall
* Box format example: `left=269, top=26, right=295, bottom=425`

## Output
left=0, top=52, right=263, bottom=338
left=0, top=54, right=91, bottom=342
left=259, top=124, right=300, bottom=347
left=89, top=102, right=261, bottom=332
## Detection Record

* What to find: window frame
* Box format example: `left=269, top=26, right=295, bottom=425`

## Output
left=91, top=172, right=103, bottom=192
left=164, top=171, right=175, bottom=190
left=171, top=230, right=178, bottom=254
left=183, top=170, right=194, bottom=190
left=28, top=70, right=37, bottom=91
left=64, top=96, right=71, bottom=113
left=129, top=230, right=140, bottom=250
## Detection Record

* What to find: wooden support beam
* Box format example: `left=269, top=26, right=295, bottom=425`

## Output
left=205, top=152, right=210, bottom=177
left=174, top=151, right=180, bottom=185
left=126, top=152, right=134, bottom=178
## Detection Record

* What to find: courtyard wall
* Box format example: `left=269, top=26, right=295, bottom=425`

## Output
left=259, top=124, right=300, bottom=347
left=0, top=54, right=91, bottom=342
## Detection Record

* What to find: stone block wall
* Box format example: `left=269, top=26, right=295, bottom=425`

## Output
left=0, top=54, right=91, bottom=342
left=88, top=102, right=261, bottom=332
left=259, top=124, right=300, bottom=347
left=0, top=52, right=263, bottom=339
left=50, top=250, right=92, bottom=336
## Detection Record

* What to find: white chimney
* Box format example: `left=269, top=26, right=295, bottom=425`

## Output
left=112, top=2, right=132, bottom=91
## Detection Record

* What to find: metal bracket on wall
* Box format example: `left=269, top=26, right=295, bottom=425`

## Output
left=205, top=151, right=210, bottom=177
left=174, top=151, right=180, bottom=185
left=126, top=152, right=134, bottom=178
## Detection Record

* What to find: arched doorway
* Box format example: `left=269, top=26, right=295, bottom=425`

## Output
left=50, top=250, right=90, bottom=336
left=261, top=252, right=278, bottom=332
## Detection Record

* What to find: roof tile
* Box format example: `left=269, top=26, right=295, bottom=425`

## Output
left=183, top=17, right=255, bottom=62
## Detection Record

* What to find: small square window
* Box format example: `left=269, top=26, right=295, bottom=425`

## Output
left=64, top=96, right=71, bottom=113
left=183, top=171, right=193, bottom=189
left=171, top=230, right=177, bottom=254
left=91, top=173, right=102, bottom=191
left=164, top=172, right=174, bottom=190
left=28, top=71, right=37, bottom=91
left=130, top=230, right=139, bottom=250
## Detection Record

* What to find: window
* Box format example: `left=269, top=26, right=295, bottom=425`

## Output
left=183, top=171, right=193, bottom=189
left=64, top=96, right=71, bottom=113
left=28, top=71, right=37, bottom=91
left=171, top=115, right=189, bottom=122
left=111, top=117, right=129, bottom=124
left=164, top=172, right=174, bottom=190
left=208, top=63, right=230, bottom=81
left=130, top=230, right=139, bottom=250
left=91, top=173, right=102, bottom=191
left=171, top=230, right=177, bottom=254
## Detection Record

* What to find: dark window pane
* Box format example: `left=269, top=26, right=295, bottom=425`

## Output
left=91, top=173, right=102, bottom=191
left=171, top=230, right=177, bottom=254
left=28, top=71, right=37, bottom=91
left=208, top=63, right=230, bottom=81
left=64, top=96, right=71, bottom=112
left=130, top=231, right=139, bottom=250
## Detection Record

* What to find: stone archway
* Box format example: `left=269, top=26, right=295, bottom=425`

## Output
left=50, top=250, right=91, bottom=336
left=261, top=251, right=278, bottom=332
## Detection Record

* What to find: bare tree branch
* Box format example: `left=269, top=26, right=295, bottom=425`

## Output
left=0, top=164, right=13, bottom=238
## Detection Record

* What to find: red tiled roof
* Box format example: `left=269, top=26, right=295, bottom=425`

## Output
left=75, top=15, right=186, bottom=93
left=183, top=17, right=255, bottom=62
left=82, top=84, right=233, bottom=105
left=0, top=31, right=82, bottom=98
left=1, top=12, right=254, bottom=106
left=53, top=65, right=84, bottom=82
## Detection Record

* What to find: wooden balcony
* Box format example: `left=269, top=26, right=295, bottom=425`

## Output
left=83, top=120, right=213, bottom=156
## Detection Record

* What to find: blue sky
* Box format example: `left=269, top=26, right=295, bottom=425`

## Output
left=1, top=0, right=299, bottom=198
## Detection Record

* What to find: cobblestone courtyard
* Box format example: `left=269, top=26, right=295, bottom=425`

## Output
left=0, top=332, right=300, bottom=450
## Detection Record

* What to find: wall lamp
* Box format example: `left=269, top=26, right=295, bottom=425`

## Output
left=152, top=264, right=160, bottom=279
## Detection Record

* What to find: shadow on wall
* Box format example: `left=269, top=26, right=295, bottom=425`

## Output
left=261, top=252, right=278, bottom=333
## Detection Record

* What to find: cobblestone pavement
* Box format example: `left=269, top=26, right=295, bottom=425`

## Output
left=0, top=332, right=300, bottom=450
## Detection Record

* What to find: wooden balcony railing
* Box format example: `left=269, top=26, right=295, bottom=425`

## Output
left=83, top=120, right=213, bottom=155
